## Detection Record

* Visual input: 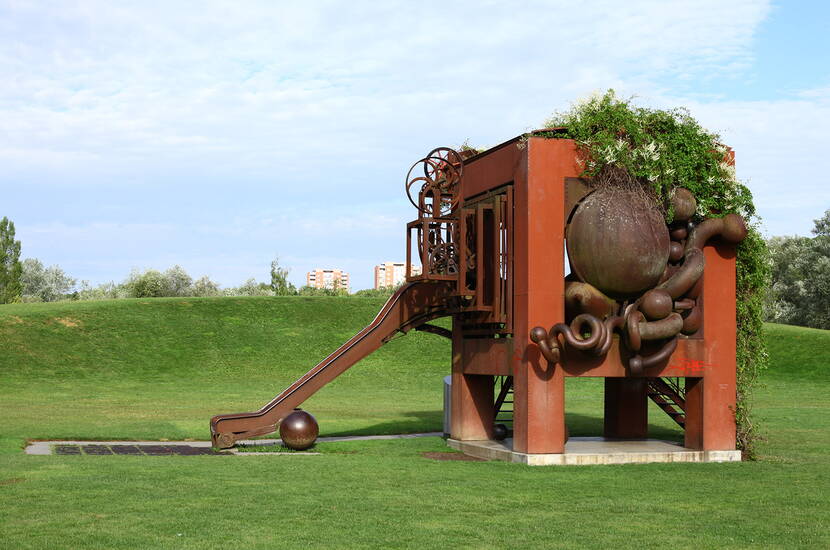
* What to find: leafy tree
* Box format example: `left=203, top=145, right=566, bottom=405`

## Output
left=298, top=285, right=340, bottom=296
left=227, top=278, right=274, bottom=297
left=0, top=216, right=23, bottom=303
left=353, top=285, right=400, bottom=298
left=124, top=269, right=167, bottom=298
left=76, top=280, right=126, bottom=300
left=767, top=209, right=830, bottom=329
left=163, top=265, right=193, bottom=297
left=21, top=258, right=76, bottom=302
left=270, top=257, right=297, bottom=296
left=192, top=275, right=221, bottom=297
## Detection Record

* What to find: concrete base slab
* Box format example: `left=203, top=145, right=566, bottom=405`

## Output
left=447, top=437, right=742, bottom=466
left=24, top=432, right=443, bottom=456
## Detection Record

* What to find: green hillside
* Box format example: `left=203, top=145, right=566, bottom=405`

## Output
left=1, top=298, right=828, bottom=548
left=0, top=297, right=452, bottom=446
left=1, top=297, right=826, bottom=450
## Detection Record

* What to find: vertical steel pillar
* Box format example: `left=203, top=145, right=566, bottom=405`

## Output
left=684, top=243, right=738, bottom=450
left=450, top=319, right=494, bottom=440
left=511, top=139, right=578, bottom=454
left=604, top=378, right=649, bottom=438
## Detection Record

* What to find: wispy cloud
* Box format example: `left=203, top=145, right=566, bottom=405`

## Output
left=6, top=1, right=826, bottom=289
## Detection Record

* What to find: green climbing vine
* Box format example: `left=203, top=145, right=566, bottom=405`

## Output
left=544, top=90, right=769, bottom=458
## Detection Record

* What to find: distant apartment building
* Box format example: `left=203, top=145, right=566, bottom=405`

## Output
left=373, top=261, right=421, bottom=289
left=306, top=268, right=350, bottom=292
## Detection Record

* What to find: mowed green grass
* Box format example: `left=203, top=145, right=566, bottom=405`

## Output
left=1, top=298, right=828, bottom=549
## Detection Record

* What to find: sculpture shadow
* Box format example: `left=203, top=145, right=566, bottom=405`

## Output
left=322, top=410, right=443, bottom=438
left=323, top=410, right=684, bottom=443
left=566, top=412, right=684, bottom=442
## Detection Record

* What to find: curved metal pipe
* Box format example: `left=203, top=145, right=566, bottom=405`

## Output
left=530, top=326, right=560, bottom=364
left=681, top=305, right=703, bottom=335
left=596, top=315, right=625, bottom=356
left=686, top=213, right=748, bottom=251
left=629, top=337, right=679, bottom=373
left=674, top=298, right=695, bottom=310
left=565, top=281, right=615, bottom=319
left=658, top=248, right=705, bottom=299
left=686, top=272, right=705, bottom=299
left=638, top=313, right=683, bottom=340
left=530, top=312, right=618, bottom=364
left=562, top=314, right=605, bottom=350
left=625, top=309, right=644, bottom=352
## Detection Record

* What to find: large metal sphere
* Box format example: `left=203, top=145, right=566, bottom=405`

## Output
left=567, top=188, right=670, bottom=300
left=279, top=409, right=319, bottom=450
left=641, top=288, right=673, bottom=320
left=492, top=424, right=509, bottom=441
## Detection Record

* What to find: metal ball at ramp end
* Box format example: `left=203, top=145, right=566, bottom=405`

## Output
left=279, top=409, right=319, bottom=450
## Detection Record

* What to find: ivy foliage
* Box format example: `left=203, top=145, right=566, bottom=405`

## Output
left=545, top=90, right=755, bottom=221
left=545, top=90, right=770, bottom=458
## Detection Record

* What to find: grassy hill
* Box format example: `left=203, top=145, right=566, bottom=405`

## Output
left=0, top=296, right=452, bottom=446
left=1, top=298, right=828, bottom=548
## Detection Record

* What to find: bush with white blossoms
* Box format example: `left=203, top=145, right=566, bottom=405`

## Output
left=545, top=90, right=754, bottom=222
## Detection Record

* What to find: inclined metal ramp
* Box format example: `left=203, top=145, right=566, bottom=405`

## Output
left=210, top=281, right=453, bottom=448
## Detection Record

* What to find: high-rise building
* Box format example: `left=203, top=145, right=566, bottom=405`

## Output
left=306, top=268, right=350, bottom=292
left=373, top=261, right=420, bottom=289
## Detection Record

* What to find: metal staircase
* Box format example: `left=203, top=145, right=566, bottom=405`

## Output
left=494, top=376, right=685, bottom=433
left=647, top=377, right=686, bottom=428
left=494, top=376, right=514, bottom=427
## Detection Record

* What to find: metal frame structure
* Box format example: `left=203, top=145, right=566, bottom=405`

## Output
left=211, top=133, right=741, bottom=456
left=441, top=134, right=738, bottom=453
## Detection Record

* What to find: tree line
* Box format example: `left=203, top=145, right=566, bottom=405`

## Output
left=766, top=210, right=830, bottom=330
left=0, top=219, right=399, bottom=302
left=2, top=211, right=828, bottom=330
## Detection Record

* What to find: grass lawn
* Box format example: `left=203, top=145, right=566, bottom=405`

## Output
left=1, top=298, right=828, bottom=548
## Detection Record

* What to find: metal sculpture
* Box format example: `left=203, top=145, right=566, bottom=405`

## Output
left=532, top=183, right=747, bottom=373
left=211, top=130, right=745, bottom=459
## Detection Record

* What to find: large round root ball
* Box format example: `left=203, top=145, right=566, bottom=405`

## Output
left=567, top=188, right=670, bottom=299
left=279, top=409, right=319, bottom=450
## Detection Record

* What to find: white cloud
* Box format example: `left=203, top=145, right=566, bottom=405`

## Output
left=11, top=0, right=827, bottom=290
left=657, top=86, right=830, bottom=236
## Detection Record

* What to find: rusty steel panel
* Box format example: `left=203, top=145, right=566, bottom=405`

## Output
left=460, top=337, right=512, bottom=376
left=461, top=138, right=525, bottom=200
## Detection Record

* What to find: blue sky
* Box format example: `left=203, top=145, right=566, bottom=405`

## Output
left=2, top=0, right=828, bottom=291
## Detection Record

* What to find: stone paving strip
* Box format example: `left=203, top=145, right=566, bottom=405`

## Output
left=24, top=432, right=443, bottom=456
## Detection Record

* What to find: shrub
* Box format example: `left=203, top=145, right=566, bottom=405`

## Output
left=125, top=269, right=167, bottom=298
left=192, top=275, right=221, bottom=297
left=21, top=258, right=77, bottom=302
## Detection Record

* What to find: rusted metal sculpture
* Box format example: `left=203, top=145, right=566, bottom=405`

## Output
left=533, top=181, right=747, bottom=374
left=211, top=130, right=746, bottom=458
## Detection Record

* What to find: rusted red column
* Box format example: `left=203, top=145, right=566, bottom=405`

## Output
left=684, top=242, right=737, bottom=450
left=450, top=319, right=494, bottom=440
left=511, top=139, right=579, bottom=454
left=604, top=378, right=649, bottom=438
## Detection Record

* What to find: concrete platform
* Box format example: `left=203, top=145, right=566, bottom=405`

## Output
left=447, top=437, right=742, bottom=466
